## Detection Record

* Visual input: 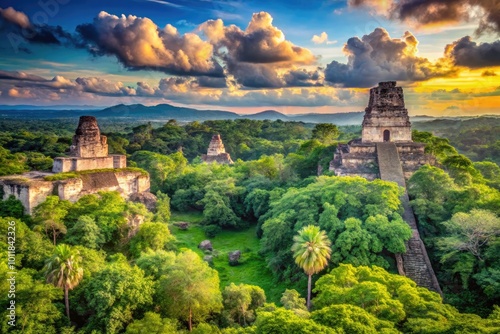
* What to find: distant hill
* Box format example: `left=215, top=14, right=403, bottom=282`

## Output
left=1, top=103, right=497, bottom=126
left=96, top=104, right=240, bottom=120
left=245, top=110, right=287, bottom=121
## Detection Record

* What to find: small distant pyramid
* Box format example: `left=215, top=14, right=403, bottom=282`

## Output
left=201, top=134, right=234, bottom=164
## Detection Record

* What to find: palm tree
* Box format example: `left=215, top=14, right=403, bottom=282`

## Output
left=291, top=225, right=331, bottom=310
left=43, top=244, right=84, bottom=321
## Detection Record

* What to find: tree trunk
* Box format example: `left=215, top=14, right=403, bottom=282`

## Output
left=53, top=229, right=56, bottom=246
left=188, top=307, right=192, bottom=332
left=395, top=253, right=405, bottom=276
left=64, top=285, right=70, bottom=321
left=307, top=274, right=312, bottom=311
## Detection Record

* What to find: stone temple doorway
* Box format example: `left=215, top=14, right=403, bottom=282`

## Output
left=383, top=130, right=390, bottom=142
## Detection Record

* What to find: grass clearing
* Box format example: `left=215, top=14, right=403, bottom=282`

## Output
left=170, top=211, right=289, bottom=303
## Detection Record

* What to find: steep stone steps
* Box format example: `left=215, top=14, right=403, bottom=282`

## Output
left=376, top=143, right=442, bottom=295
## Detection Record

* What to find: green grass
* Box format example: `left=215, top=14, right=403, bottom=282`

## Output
left=170, top=211, right=289, bottom=303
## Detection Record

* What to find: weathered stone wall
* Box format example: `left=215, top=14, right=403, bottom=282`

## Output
left=202, top=134, right=234, bottom=164
left=368, top=81, right=405, bottom=109
left=1, top=170, right=150, bottom=214
left=206, top=134, right=226, bottom=156
left=362, top=81, right=412, bottom=143
left=70, top=116, right=108, bottom=158
left=362, top=126, right=412, bottom=143
left=331, top=141, right=433, bottom=182
left=52, top=116, right=127, bottom=173
left=1, top=178, right=54, bottom=214
left=112, top=155, right=127, bottom=168
left=53, top=156, right=116, bottom=173
left=57, top=171, right=149, bottom=203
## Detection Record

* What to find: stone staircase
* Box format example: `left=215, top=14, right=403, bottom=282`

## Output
left=376, top=143, right=442, bottom=294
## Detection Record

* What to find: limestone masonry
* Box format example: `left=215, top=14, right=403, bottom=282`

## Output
left=330, top=81, right=442, bottom=295
left=0, top=116, right=150, bottom=214
left=362, top=81, right=412, bottom=143
left=331, top=81, right=435, bottom=180
left=53, top=116, right=127, bottom=173
left=201, top=134, right=234, bottom=164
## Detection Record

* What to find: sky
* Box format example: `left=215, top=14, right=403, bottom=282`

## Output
left=0, top=0, right=499, bottom=115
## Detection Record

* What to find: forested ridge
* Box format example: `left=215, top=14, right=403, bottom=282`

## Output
left=1, top=117, right=500, bottom=333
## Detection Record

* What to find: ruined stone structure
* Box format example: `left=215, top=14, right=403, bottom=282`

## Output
left=201, top=134, right=234, bottom=164
left=362, top=81, right=412, bottom=143
left=330, top=81, right=442, bottom=295
left=0, top=116, right=151, bottom=214
left=0, top=170, right=149, bottom=214
left=331, top=82, right=435, bottom=180
left=53, top=116, right=127, bottom=173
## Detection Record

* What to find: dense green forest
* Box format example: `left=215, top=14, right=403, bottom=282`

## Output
left=1, top=117, right=500, bottom=333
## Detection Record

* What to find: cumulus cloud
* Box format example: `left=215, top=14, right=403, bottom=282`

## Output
left=348, top=0, right=392, bottom=15
left=8, top=88, right=34, bottom=98
left=76, top=11, right=223, bottom=76
left=0, top=7, right=30, bottom=29
left=200, top=12, right=316, bottom=88
left=0, top=6, right=74, bottom=51
left=152, top=79, right=360, bottom=107
left=444, top=36, right=500, bottom=68
left=348, top=0, right=500, bottom=35
left=283, top=69, right=322, bottom=87
left=0, top=70, right=46, bottom=81
left=312, top=32, right=332, bottom=45
left=75, top=77, right=136, bottom=96
left=201, top=12, right=315, bottom=65
left=324, top=28, right=456, bottom=87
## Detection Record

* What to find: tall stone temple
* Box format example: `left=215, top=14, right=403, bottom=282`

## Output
left=331, top=81, right=442, bottom=295
left=201, top=134, right=234, bottom=164
left=331, top=81, right=434, bottom=180
left=0, top=116, right=150, bottom=214
left=53, top=116, right=126, bottom=173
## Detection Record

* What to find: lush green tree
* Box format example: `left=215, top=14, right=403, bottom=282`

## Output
left=292, top=225, right=331, bottom=310
left=437, top=210, right=500, bottom=261
left=312, top=263, right=500, bottom=333
left=25, top=151, right=54, bottom=171
left=435, top=210, right=500, bottom=298
left=311, top=304, right=398, bottom=334
left=200, top=190, right=240, bottom=229
left=159, top=250, right=222, bottom=331
left=43, top=244, right=84, bottom=320
left=154, top=192, right=171, bottom=223
left=412, top=130, right=457, bottom=160
left=64, top=215, right=105, bottom=249
left=131, top=151, right=187, bottom=192
left=261, top=176, right=404, bottom=281
left=442, top=154, right=480, bottom=185
left=33, top=196, right=71, bottom=245
left=408, top=165, right=456, bottom=233
left=0, top=146, right=28, bottom=175
left=125, top=312, right=178, bottom=334
left=135, top=249, right=176, bottom=280
left=474, top=161, right=500, bottom=190
left=0, top=195, right=25, bottom=218
left=129, top=222, right=175, bottom=258
left=0, top=265, right=63, bottom=334
left=253, top=307, right=336, bottom=334
left=311, top=124, right=339, bottom=145
left=281, top=289, right=307, bottom=311
left=222, top=283, right=266, bottom=326
left=66, top=192, right=132, bottom=245
left=122, top=201, right=154, bottom=242
left=82, top=256, right=154, bottom=333
left=0, top=217, right=54, bottom=270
